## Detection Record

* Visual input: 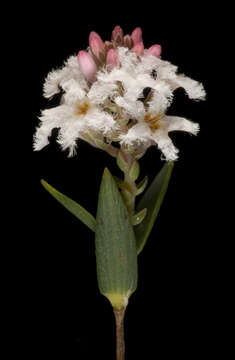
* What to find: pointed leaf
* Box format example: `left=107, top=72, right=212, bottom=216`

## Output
left=132, top=208, right=147, bottom=226
left=41, top=179, right=96, bottom=232
left=136, top=176, right=148, bottom=196
left=95, top=168, right=138, bottom=310
left=134, top=162, right=174, bottom=254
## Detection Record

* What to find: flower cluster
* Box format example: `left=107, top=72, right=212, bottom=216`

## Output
left=34, top=26, right=205, bottom=161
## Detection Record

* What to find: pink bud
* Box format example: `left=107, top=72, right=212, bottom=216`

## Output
left=132, top=42, right=144, bottom=56
left=123, top=35, right=133, bottom=49
left=146, top=44, right=162, bottom=57
left=77, top=51, right=97, bottom=83
left=131, top=27, right=143, bottom=45
left=112, top=25, right=124, bottom=43
left=89, top=31, right=104, bottom=58
left=106, top=49, right=119, bottom=70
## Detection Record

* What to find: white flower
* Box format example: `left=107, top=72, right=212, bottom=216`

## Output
left=34, top=75, right=116, bottom=156
left=119, top=114, right=199, bottom=161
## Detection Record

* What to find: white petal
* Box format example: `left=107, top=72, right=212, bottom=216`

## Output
left=170, top=74, right=206, bottom=100
left=86, top=108, right=117, bottom=134
left=117, top=47, right=139, bottom=73
left=62, top=79, right=87, bottom=105
left=137, top=55, right=178, bottom=78
left=33, top=105, right=72, bottom=151
left=57, top=117, right=85, bottom=156
left=148, top=81, right=173, bottom=114
left=120, top=122, right=152, bottom=146
left=115, top=96, right=145, bottom=121
left=162, top=116, right=200, bottom=135
left=88, top=80, right=118, bottom=104
left=152, top=129, right=179, bottom=161
left=43, top=56, right=88, bottom=99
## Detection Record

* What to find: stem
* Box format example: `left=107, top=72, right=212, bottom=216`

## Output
left=114, top=308, right=126, bottom=360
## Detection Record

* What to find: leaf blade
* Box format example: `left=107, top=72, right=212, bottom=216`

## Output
left=134, top=162, right=174, bottom=254
left=95, top=168, right=138, bottom=309
left=41, top=179, right=96, bottom=232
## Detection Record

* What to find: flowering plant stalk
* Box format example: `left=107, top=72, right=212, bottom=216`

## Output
left=34, top=25, right=205, bottom=360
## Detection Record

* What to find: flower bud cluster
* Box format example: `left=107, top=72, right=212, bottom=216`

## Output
left=77, top=26, right=162, bottom=83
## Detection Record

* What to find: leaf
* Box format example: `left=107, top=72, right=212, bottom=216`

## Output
left=41, top=179, right=96, bottom=232
left=136, top=176, right=148, bottom=196
left=134, top=162, right=174, bottom=254
left=132, top=208, right=147, bottom=226
left=95, top=168, right=138, bottom=310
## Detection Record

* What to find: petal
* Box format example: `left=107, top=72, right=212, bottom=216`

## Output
left=88, top=80, right=118, bottom=104
left=57, top=118, right=85, bottom=157
left=120, top=122, right=152, bottom=145
left=62, top=79, right=87, bottom=105
left=161, top=116, right=200, bottom=135
left=115, top=96, right=145, bottom=121
left=169, top=74, right=206, bottom=100
left=33, top=105, right=71, bottom=151
left=43, top=56, right=87, bottom=99
left=152, top=129, right=179, bottom=161
left=148, top=82, right=173, bottom=114
left=86, top=108, right=117, bottom=134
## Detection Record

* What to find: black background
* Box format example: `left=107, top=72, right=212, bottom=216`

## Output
left=12, top=2, right=225, bottom=359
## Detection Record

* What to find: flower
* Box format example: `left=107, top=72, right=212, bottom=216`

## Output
left=34, top=26, right=205, bottom=160
left=34, top=60, right=116, bottom=156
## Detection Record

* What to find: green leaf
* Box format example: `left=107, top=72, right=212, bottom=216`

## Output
left=134, top=162, right=174, bottom=254
left=95, top=168, right=138, bottom=310
left=132, top=208, right=147, bottom=226
left=41, top=179, right=96, bottom=232
left=136, top=176, right=148, bottom=196
left=129, top=160, right=140, bottom=181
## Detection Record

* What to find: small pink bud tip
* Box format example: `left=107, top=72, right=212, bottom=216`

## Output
left=131, top=27, right=143, bottom=45
left=146, top=44, right=162, bottom=57
left=132, top=42, right=144, bottom=56
left=112, top=25, right=124, bottom=42
left=77, top=50, right=97, bottom=83
left=106, top=49, right=119, bottom=70
left=89, top=31, right=104, bottom=58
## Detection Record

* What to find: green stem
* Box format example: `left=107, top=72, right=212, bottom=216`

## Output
left=114, top=308, right=126, bottom=360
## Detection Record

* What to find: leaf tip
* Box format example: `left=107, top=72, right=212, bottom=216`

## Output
left=40, top=179, right=47, bottom=187
left=103, top=167, right=112, bottom=179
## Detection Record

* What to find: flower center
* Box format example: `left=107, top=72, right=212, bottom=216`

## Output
left=76, top=100, right=90, bottom=116
left=144, top=113, right=162, bottom=132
